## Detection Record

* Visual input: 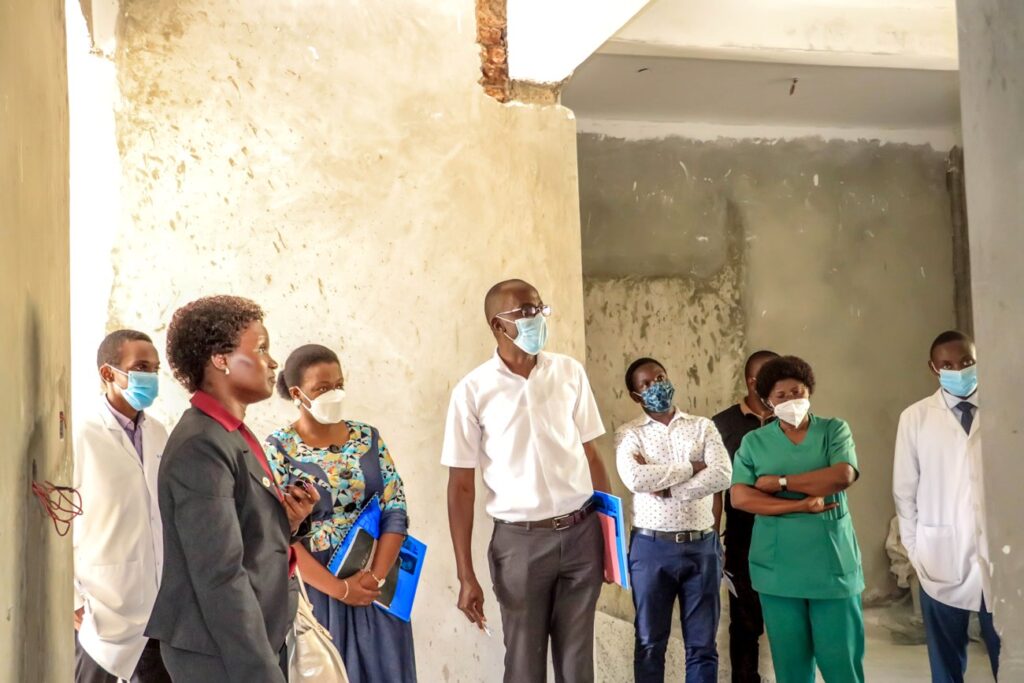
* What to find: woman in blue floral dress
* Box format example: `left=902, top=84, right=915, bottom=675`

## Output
left=265, top=344, right=415, bottom=683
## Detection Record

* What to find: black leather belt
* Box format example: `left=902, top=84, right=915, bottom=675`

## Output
left=498, top=501, right=594, bottom=531
left=634, top=527, right=715, bottom=543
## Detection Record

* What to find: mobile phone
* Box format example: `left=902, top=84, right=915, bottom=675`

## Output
left=290, top=477, right=314, bottom=492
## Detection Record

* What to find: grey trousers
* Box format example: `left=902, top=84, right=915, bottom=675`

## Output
left=488, top=512, right=604, bottom=683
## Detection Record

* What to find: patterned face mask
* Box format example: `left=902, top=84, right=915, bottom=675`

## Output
left=636, top=380, right=675, bottom=414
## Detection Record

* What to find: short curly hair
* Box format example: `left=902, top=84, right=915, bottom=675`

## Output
left=755, top=355, right=816, bottom=400
left=166, top=295, right=264, bottom=393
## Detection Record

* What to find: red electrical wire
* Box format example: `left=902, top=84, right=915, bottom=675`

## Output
left=31, top=480, right=83, bottom=537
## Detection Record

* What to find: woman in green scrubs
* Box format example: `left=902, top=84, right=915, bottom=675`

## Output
left=730, top=355, right=865, bottom=683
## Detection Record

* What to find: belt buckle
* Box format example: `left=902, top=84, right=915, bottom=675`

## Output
left=674, top=531, right=689, bottom=543
left=552, top=512, right=574, bottom=531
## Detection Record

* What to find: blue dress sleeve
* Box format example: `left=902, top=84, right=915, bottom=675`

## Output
left=376, top=432, right=409, bottom=536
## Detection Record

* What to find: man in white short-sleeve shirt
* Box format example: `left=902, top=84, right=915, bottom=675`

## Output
left=443, top=279, right=611, bottom=683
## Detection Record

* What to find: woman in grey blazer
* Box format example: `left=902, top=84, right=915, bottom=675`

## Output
left=145, top=296, right=318, bottom=682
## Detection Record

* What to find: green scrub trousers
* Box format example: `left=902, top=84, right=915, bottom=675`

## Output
left=732, top=416, right=866, bottom=683
left=759, top=594, right=865, bottom=683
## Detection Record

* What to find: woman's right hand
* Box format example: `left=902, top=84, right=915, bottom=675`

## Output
left=803, top=496, right=838, bottom=514
left=333, top=575, right=380, bottom=607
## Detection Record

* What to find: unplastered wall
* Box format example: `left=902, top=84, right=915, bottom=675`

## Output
left=579, top=129, right=958, bottom=602
left=0, top=0, right=74, bottom=680
left=95, top=0, right=585, bottom=680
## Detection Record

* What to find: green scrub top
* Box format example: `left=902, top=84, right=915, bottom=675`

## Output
left=732, top=415, right=864, bottom=600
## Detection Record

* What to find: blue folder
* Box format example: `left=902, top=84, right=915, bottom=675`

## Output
left=592, top=491, right=630, bottom=590
left=326, top=495, right=426, bottom=622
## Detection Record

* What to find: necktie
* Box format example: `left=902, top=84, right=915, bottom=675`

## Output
left=956, top=401, right=975, bottom=435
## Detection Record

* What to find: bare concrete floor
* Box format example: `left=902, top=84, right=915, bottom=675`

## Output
left=595, top=603, right=994, bottom=682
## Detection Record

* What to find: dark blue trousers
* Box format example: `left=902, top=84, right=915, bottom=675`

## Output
left=919, top=588, right=1000, bottom=682
left=629, top=531, right=721, bottom=683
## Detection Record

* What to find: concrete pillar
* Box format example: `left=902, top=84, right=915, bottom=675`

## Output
left=0, top=0, right=75, bottom=680
left=957, top=0, right=1024, bottom=674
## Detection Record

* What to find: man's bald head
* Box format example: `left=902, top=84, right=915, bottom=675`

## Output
left=484, top=279, right=540, bottom=323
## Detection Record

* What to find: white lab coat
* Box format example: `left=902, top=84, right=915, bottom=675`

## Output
left=72, top=399, right=167, bottom=679
left=892, top=389, right=991, bottom=612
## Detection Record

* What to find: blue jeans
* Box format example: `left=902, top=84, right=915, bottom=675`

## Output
left=919, top=588, right=1000, bottom=682
left=629, top=531, right=721, bottom=683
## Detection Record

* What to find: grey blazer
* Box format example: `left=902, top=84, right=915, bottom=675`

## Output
left=146, top=406, right=299, bottom=682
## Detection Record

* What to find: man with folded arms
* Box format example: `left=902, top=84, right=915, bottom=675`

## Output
left=617, top=357, right=732, bottom=683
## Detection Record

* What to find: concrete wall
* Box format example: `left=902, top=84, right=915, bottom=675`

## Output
left=89, top=0, right=587, bottom=679
left=579, top=132, right=958, bottom=603
left=957, top=0, right=1024, bottom=675
left=607, top=0, right=958, bottom=70
left=0, top=0, right=74, bottom=680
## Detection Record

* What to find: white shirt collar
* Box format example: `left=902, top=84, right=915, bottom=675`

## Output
left=941, top=387, right=979, bottom=410
left=490, top=349, right=550, bottom=376
left=639, top=407, right=689, bottom=427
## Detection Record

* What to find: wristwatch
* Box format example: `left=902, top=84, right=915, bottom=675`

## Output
left=779, top=476, right=789, bottom=492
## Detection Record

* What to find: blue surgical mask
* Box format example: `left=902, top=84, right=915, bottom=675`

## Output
left=109, top=366, right=160, bottom=411
left=503, top=315, right=548, bottom=356
left=636, top=380, right=675, bottom=414
left=938, top=365, right=978, bottom=398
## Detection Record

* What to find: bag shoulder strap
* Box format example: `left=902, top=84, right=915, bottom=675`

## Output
left=358, top=427, right=384, bottom=501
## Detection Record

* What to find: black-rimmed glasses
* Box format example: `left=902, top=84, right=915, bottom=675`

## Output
left=496, top=303, right=552, bottom=320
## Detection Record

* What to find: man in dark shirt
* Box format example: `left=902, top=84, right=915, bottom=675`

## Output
left=712, top=350, right=778, bottom=683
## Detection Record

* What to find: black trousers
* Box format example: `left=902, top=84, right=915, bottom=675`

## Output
left=159, top=642, right=289, bottom=682
left=724, top=547, right=764, bottom=683
left=75, top=633, right=171, bottom=683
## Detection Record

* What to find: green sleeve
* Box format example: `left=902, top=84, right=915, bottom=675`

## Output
left=826, top=418, right=859, bottom=473
left=731, top=433, right=758, bottom=486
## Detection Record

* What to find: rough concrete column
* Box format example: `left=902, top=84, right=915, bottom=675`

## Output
left=0, top=0, right=74, bottom=680
left=957, top=0, right=1024, bottom=674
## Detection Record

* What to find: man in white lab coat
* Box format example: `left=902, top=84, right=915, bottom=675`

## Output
left=893, top=330, right=1000, bottom=683
left=73, top=330, right=171, bottom=683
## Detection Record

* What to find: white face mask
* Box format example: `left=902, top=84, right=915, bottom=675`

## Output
left=296, top=388, right=346, bottom=425
left=772, top=398, right=811, bottom=427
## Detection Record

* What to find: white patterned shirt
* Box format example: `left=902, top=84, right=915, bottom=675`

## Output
left=615, top=408, right=732, bottom=532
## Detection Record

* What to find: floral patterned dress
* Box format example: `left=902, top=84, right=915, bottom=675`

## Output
left=265, top=421, right=415, bottom=683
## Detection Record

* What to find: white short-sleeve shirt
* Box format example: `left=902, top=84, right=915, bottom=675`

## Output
left=441, top=351, right=606, bottom=522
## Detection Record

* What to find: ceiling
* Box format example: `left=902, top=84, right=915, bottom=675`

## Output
left=562, top=53, right=961, bottom=133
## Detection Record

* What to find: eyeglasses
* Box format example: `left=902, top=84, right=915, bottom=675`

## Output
left=496, top=303, right=552, bottom=320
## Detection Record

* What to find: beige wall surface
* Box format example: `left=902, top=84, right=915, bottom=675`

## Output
left=103, top=0, right=586, bottom=679
left=957, top=0, right=1024, bottom=675
left=0, top=0, right=74, bottom=680
left=579, top=133, right=958, bottom=603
